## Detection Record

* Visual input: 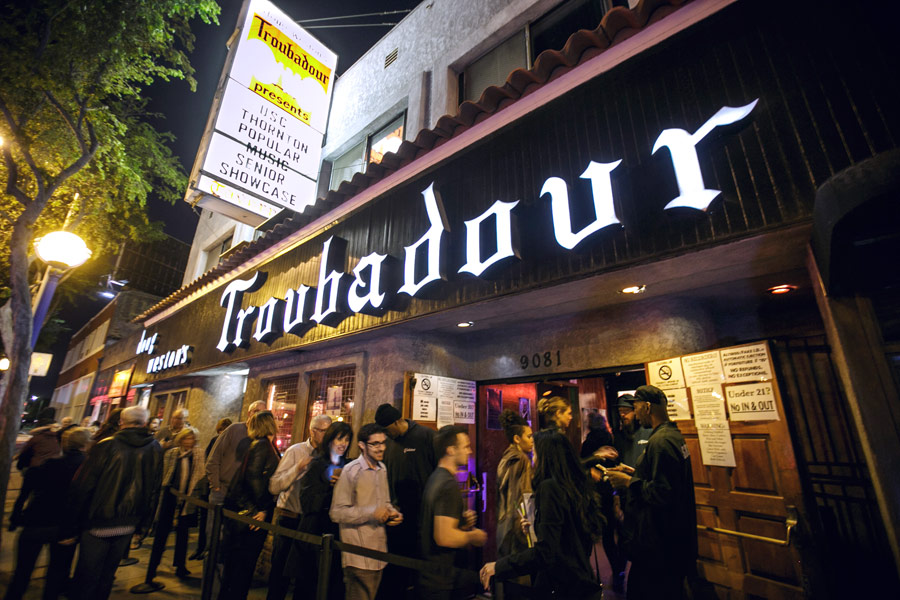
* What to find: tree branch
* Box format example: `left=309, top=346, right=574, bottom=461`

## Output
left=0, top=94, right=45, bottom=201
left=46, top=118, right=98, bottom=199
left=44, top=90, right=82, bottom=149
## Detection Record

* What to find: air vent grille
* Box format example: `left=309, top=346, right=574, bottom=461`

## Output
left=385, top=48, right=399, bottom=68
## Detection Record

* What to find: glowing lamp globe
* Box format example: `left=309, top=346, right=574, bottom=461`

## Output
left=34, top=231, right=92, bottom=269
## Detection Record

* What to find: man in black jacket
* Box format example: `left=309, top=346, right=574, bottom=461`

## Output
left=374, top=403, right=437, bottom=600
left=607, top=385, right=698, bottom=599
left=67, top=406, right=163, bottom=600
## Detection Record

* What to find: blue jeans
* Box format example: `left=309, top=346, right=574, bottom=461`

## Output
left=71, top=531, right=132, bottom=600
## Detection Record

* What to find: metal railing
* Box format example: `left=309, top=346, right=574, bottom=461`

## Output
left=168, top=489, right=483, bottom=600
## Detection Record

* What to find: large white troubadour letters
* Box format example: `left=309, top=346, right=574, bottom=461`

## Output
left=216, top=271, right=267, bottom=351
left=283, top=285, right=312, bottom=334
left=398, top=183, right=449, bottom=297
left=459, top=199, right=520, bottom=277
left=208, top=99, right=759, bottom=355
left=348, top=252, right=394, bottom=315
left=652, top=99, right=758, bottom=211
left=310, top=236, right=349, bottom=326
left=543, top=160, right=623, bottom=250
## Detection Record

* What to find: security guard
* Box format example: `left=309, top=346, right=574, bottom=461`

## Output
left=607, top=385, right=698, bottom=599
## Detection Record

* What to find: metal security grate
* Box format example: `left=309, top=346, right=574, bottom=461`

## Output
left=264, top=375, right=299, bottom=452
left=306, top=366, right=356, bottom=431
left=771, top=336, right=899, bottom=595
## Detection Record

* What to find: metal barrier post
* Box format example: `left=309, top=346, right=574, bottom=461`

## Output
left=201, top=502, right=223, bottom=600
left=494, top=580, right=505, bottom=600
left=315, top=533, right=334, bottom=600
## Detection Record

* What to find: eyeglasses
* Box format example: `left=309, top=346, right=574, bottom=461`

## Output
left=313, top=427, right=329, bottom=433
left=365, top=441, right=387, bottom=448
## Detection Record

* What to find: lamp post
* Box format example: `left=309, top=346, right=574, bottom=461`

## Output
left=32, top=231, right=92, bottom=348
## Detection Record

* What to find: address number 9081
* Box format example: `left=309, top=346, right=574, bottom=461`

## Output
left=520, top=350, right=561, bottom=370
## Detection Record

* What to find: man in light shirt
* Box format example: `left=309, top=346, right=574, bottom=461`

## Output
left=265, top=414, right=332, bottom=600
left=330, top=423, right=403, bottom=600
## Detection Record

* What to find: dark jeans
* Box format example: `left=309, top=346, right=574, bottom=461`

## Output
left=71, top=531, right=132, bottom=600
left=376, top=523, right=417, bottom=600
left=147, top=489, right=194, bottom=580
left=219, top=519, right=269, bottom=600
left=6, top=526, right=77, bottom=600
left=601, top=493, right=627, bottom=576
left=627, top=560, right=686, bottom=600
left=266, top=513, right=301, bottom=600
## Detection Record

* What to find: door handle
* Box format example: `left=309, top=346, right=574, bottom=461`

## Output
left=482, top=472, right=488, bottom=513
left=697, top=505, right=797, bottom=546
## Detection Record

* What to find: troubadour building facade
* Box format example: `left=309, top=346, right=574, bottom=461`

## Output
left=95, top=1, right=900, bottom=596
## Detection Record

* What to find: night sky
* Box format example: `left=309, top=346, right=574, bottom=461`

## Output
left=30, top=0, right=423, bottom=401
left=146, top=0, right=425, bottom=243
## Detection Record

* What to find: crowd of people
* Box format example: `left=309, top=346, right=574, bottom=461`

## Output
left=7, top=384, right=697, bottom=600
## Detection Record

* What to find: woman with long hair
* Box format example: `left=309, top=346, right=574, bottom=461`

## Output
left=142, top=428, right=205, bottom=588
left=480, top=430, right=605, bottom=600
left=288, top=421, right=352, bottom=600
left=220, top=411, right=281, bottom=600
left=537, top=395, right=572, bottom=432
left=497, top=410, right=533, bottom=558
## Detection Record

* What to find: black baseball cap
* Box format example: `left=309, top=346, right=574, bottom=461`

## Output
left=616, top=394, right=636, bottom=409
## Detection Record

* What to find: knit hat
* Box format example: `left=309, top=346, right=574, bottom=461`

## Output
left=375, top=403, right=402, bottom=427
left=634, top=385, right=667, bottom=405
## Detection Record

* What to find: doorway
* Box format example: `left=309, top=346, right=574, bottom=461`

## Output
left=476, top=368, right=646, bottom=561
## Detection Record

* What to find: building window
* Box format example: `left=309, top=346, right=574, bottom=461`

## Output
left=203, top=234, right=233, bottom=273
left=460, top=30, right=528, bottom=104
left=263, top=375, right=299, bottom=452
left=330, top=140, right=367, bottom=191
left=329, top=113, right=407, bottom=191
left=530, top=0, right=620, bottom=62
left=368, top=114, right=405, bottom=165
left=305, top=366, right=356, bottom=433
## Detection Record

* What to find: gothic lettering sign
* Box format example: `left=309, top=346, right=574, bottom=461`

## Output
left=209, top=102, right=758, bottom=353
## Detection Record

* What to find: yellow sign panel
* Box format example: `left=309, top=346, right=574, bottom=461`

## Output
left=248, top=15, right=332, bottom=93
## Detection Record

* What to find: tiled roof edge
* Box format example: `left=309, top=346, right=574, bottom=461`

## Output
left=132, top=0, right=687, bottom=324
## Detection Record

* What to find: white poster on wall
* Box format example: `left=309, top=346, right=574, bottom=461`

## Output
left=412, top=372, right=476, bottom=424
left=681, top=350, right=725, bottom=386
left=691, top=385, right=728, bottom=424
left=647, top=357, right=685, bottom=390
left=721, top=343, right=773, bottom=382
left=664, top=388, right=692, bottom=421
left=412, top=374, right=437, bottom=421
left=725, top=381, right=780, bottom=421
left=696, top=422, right=737, bottom=467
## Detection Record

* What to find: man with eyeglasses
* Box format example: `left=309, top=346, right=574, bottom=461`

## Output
left=331, top=423, right=403, bottom=600
left=265, top=414, right=333, bottom=600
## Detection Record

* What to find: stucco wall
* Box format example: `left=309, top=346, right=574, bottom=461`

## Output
left=322, top=0, right=562, bottom=161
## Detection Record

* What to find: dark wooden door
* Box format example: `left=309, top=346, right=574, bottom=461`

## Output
left=680, top=348, right=806, bottom=598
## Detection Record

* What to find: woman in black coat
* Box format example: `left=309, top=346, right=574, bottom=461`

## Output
left=480, top=430, right=606, bottom=600
left=219, top=411, right=281, bottom=600
left=288, top=421, right=352, bottom=600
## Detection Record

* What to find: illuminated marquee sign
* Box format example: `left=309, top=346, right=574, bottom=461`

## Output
left=137, top=330, right=193, bottom=374
left=188, top=0, right=338, bottom=220
left=212, top=100, right=759, bottom=352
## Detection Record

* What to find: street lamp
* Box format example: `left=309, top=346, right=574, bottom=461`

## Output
left=31, top=231, right=92, bottom=347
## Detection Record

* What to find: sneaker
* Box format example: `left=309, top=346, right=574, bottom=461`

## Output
left=613, top=571, right=626, bottom=593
